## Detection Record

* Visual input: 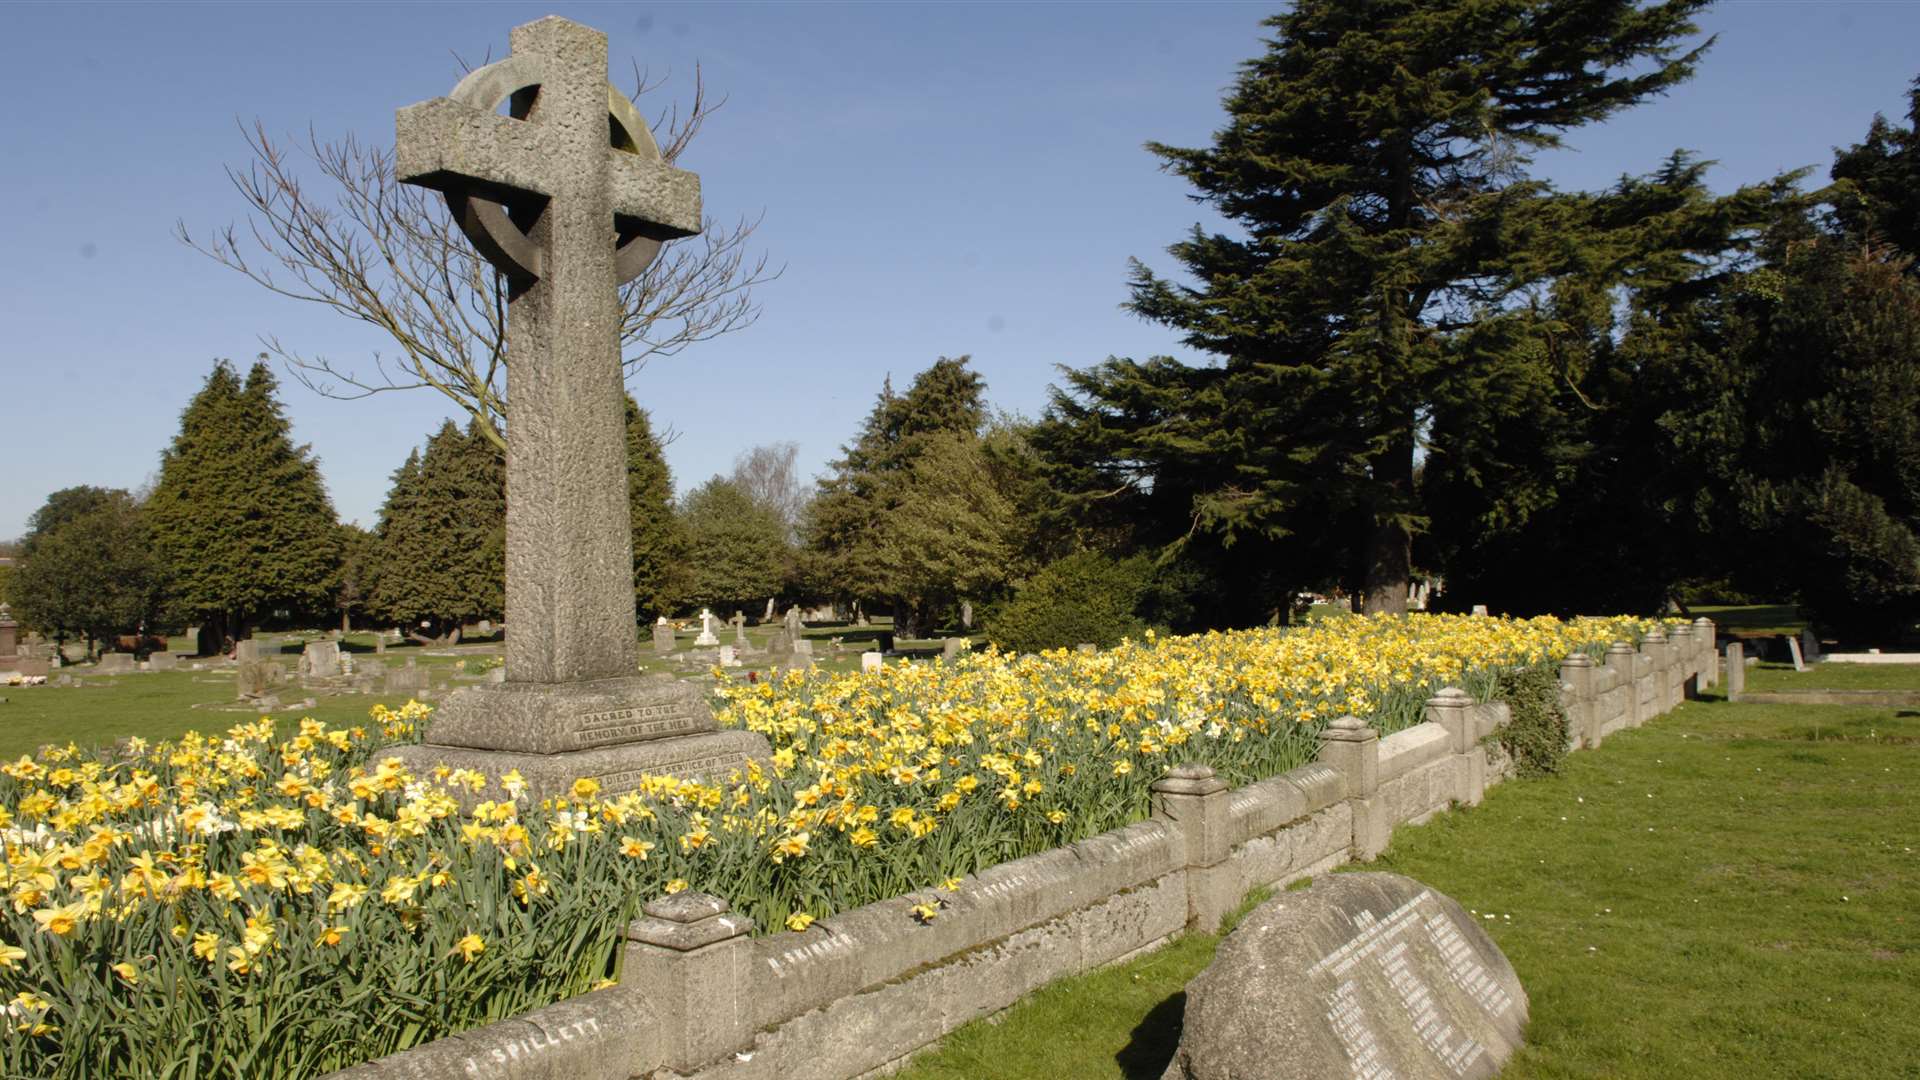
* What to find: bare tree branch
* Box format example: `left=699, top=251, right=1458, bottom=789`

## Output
left=179, top=71, right=781, bottom=449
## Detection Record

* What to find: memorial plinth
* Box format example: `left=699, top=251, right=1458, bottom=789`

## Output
left=385, top=16, right=768, bottom=798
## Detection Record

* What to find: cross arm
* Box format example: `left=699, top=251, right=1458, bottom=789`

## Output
left=608, top=154, right=702, bottom=240
left=396, top=97, right=556, bottom=203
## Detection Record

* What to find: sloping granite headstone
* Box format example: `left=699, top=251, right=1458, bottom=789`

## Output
left=1161, top=872, right=1527, bottom=1080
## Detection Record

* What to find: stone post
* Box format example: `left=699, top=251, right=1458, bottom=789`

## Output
left=1693, top=617, right=1717, bottom=687
left=1605, top=641, right=1638, bottom=730
left=1423, top=687, right=1484, bottom=806
left=1640, top=626, right=1669, bottom=717
left=1150, top=763, right=1235, bottom=932
left=1725, top=641, right=1745, bottom=699
left=622, top=892, right=754, bottom=1072
left=1668, top=624, right=1696, bottom=701
left=1559, top=653, right=1597, bottom=750
left=1318, top=715, right=1387, bottom=860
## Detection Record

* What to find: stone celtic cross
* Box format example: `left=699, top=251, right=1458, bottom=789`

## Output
left=388, top=16, right=766, bottom=803
left=396, top=17, right=700, bottom=685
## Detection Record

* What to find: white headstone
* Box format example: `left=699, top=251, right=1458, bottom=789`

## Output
left=861, top=651, right=883, bottom=673
left=694, top=608, right=720, bottom=647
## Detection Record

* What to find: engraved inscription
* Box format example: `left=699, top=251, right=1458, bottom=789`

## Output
left=572, top=701, right=704, bottom=748
left=461, top=1017, right=601, bottom=1078
left=597, top=752, right=746, bottom=794
left=1327, top=977, right=1395, bottom=1079
left=1308, top=889, right=1509, bottom=1079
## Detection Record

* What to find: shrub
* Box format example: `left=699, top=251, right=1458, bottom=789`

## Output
left=1494, top=663, right=1570, bottom=778
left=984, top=551, right=1151, bottom=654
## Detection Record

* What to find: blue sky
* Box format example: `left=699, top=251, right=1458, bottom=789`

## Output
left=3, top=1, right=1916, bottom=539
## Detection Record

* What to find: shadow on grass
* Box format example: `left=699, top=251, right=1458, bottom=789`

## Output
left=1114, top=991, right=1186, bottom=1080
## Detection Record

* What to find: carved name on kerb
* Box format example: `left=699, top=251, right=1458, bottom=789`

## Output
left=461, top=1016, right=601, bottom=1078
left=573, top=702, right=702, bottom=747
left=765, top=930, right=857, bottom=976
left=1307, top=889, right=1511, bottom=1079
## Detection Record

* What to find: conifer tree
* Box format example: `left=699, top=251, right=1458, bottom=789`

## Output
left=626, top=396, right=685, bottom=620
left=147, top=360, right=340, bottom=647
left=807, top=357, right=1007, bottom=634
left=1074, top=0, right=1713, bottom=613
left=678, top=478, right=786, bottom=613
left=369, top=421, right=503, bottom=641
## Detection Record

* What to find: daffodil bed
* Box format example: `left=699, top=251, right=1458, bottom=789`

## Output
left=0, top=613, right=1664, bottom=1078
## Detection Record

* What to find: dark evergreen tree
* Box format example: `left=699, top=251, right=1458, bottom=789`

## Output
left=369, top=420, right=503, bottom=641
left=625, top=396, right=685, bottom=620
left=146, top=360, right=341, bottom=648
left=1831, top=77, right=1920, bottom=265
left=807, top=357, right=1011, bottom=635
left=1073, top=0, right=1713, bottom=614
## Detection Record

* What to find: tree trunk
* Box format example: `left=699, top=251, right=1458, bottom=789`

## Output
left=893, top=597, right=921, bottom=641
left=1360, top=434, right=1415, bottom=615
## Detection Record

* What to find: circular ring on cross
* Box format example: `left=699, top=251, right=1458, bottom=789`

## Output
left=444, top=54, right=667, bottom=285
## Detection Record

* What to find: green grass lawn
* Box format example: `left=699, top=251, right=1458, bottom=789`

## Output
left=896, top=694, right=1920, bottom=1080
left=1693, top=603, right=1809, bottom=637
left=1744, top=660, right=1920, bottom=693
left=1, top=620, right=976, bottom=758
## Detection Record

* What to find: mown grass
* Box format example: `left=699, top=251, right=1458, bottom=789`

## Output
left=894, top=694, right=1920, bottom=1080
left=1692, top=603, right=1809, bottom=636
left=1744, top=660, right=1920, bottom=693
left=1, top=620, right=975, bottom=759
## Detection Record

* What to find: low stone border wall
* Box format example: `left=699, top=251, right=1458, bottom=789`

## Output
left=329, top=620, right=1716, bottom=1080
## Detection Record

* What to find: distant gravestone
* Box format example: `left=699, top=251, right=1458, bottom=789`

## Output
left=1076, top=643, right=1098, bottom=655
left=1800, top=630, right=1821, bottom=663
left=0, top=604, right=18, bottom=665
left=718, top=644, right=738, bottom=667
left=1725, top=642, right=1745, bottom=696
left=1161, top=873, right=1526, bottom=1080
left=302, top=640, right=343, bottom=679
left=652, top=617, right=675, bottom=656
left=95, top=653, right=136, bottom=675
left=791, top=637, right=814, bottom=659
left=942, top=637, right=966, bottom=661
left=1785, top=634, right=1806, bottom=672
left=386, top=661, right=429, bottom=697
left=234, top=639, right=263, bottom=664
left=1470, top=604, right=1489, bottom=617
left=784, top=605, right=803, bottom=639
left=861, top=651, right=883, bottom=673
left=147, top=652, right=178, bottom=672
left=766, top=629, right=793, bottom=657
left=731, top=611, right=748, bottom=646
left=694, top=608, right=720, bottom=647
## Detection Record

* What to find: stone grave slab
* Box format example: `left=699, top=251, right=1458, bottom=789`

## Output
left=1785, top=633, right=1806, bottom=672
left=95, top=653, right=136, bottom=674
left=1161, top=872, right=1526, bottom=1080
left=148, top=652, right=178, bottom=671
left=652, top=619, right=675, bottom=656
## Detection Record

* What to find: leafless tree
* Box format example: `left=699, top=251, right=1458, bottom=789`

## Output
left=730, top=441, right=805, bottom=542
left=179, top=68, right=778, bottom=449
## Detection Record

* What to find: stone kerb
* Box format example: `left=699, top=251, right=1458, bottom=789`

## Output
left=328, top=654, right=1702, bottom=1080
